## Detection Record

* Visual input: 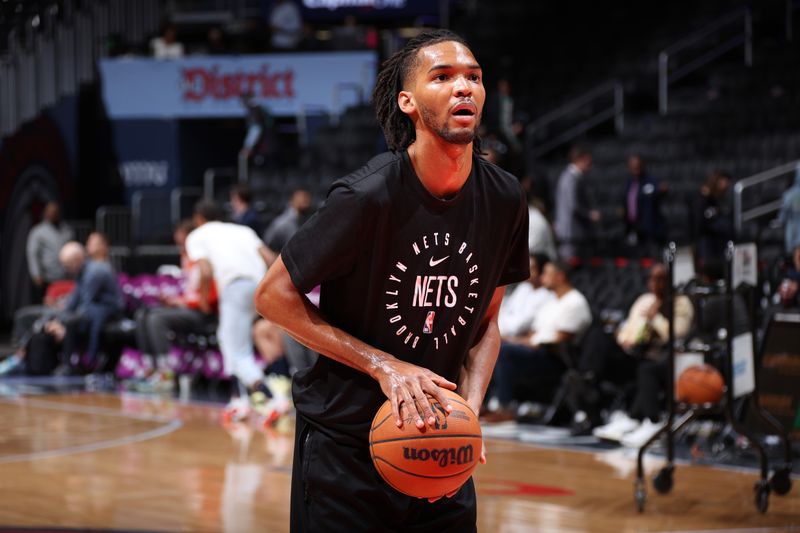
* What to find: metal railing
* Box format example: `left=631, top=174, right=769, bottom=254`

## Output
left=734, top=159, right=800, bottom=235
left=96, top=205, right=132, bottom=247
left=171, top=187, right=202, bottom=226
left=789, top=0, right=800, bottom=42
left=525, top=80, right=623, bottom=158
left=659, top=9, right=752, bottom=115
left=204, top=167, right=238, bottom=204
left=132, top=189, right=172, bottom=244
left=0, top=0, right=162, bottom=137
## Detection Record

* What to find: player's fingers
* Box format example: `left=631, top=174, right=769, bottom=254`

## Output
left=423, top=380, right=454, bottom=414
left=400, top=386, right=423, bottom=429
left=480, top=439, right=487, bottom=464
left=428, top=372, right=457, bottom=391
left=411, top=381, right=437, bottom=427
left=390, top=390, right=403, bottom=427
left=428, top=487, right=460, bottom=502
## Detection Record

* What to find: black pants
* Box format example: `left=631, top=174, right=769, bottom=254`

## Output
left=290, top=416, right=477, bottom=533
left=630, top=358, right=667, bottom=422
left=134, top=306, right=209, bottom=365
left=490, top=342, right=566, bottom=405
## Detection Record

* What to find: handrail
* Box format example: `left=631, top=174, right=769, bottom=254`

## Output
left=789, top=0, right=800, bottom=42
left=525, top=80, right=623, bottom=158
left=734, top=159, right=800, bottom=234
left=659, top=9, right=752, bottom=115
left=203, top=167, right=237, bottom=201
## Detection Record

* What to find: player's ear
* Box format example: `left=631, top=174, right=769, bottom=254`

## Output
left=398, top=90, right=415, bottom=116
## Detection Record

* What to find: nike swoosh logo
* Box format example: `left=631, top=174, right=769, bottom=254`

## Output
left=429, top=255, right=450, bottom=267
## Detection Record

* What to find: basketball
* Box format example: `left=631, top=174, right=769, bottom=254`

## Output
left=676, top=364, right=725, bottom=405
left=369, top=389, right=482, bottom=499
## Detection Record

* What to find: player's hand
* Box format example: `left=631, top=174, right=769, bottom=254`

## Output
left=480, top=438, right=487, bottom=465
left=375, top=358, right=456, bottom=430
left=427, top=488, right=459, bottom=503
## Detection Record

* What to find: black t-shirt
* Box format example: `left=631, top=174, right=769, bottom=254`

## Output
left=282, top=150, right=529, bottom=446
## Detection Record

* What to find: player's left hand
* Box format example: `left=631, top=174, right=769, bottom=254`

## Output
left=427, top=488, right=459, bottom=503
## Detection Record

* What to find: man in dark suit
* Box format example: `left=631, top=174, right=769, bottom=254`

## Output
left=621, top=155, right=666, bottom=256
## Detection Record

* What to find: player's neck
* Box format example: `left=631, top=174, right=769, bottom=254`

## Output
left=407, top=137, right=472, bottom=199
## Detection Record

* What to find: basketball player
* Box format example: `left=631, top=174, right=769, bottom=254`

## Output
left=255, top=29, right=529, bottom=532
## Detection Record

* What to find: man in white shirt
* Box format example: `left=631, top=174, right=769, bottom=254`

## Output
left=498, top=253, right=555, bottom=339
left=488, top=260, right=592, bottom=414
left=186, top=200, right=286, bottom=423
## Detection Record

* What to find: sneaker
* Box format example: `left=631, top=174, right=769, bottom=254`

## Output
left=0, top=354, right=23, bottom=376
left=251, top=391, right=291, bottom=427
left=621, top=418, right=664, bottom=448
left=592, top=411, right=640, bottom=442
left=134, top=369, right=175, bottom=394
left=264, top=373, right=292, bottom=398
left=222, top=396, right=251, bottom=423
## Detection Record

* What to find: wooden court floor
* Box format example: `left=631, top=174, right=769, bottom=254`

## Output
left=0, top=392, right=797, bottom=533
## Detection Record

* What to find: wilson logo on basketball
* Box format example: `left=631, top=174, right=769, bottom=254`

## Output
left=402, top=444, right=474, bottom=468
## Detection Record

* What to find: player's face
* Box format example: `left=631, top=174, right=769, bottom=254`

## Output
left=405, top=41, right=484, bottom=145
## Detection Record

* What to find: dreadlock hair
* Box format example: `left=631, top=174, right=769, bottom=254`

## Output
left=373, top=29, right=482, bottom=155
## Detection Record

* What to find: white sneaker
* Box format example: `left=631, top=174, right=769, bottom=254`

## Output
left=223, top=396, right=251, bottom=423
left=592, top=411, right=640, bottom=442
left=621, top=419, right=664, bottom=448
left=264, top=374, right=293, bottom=400
left=251, top=391, right=292, bottom=426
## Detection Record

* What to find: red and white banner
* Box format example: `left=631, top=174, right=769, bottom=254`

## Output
left=100, top=51, right=377, bottom=119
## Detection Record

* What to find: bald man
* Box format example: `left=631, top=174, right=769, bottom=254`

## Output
left=46, top=241, right=124, bottom=375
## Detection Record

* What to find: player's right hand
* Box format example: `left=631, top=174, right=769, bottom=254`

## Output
left=375, top=358, right=456, bottom=430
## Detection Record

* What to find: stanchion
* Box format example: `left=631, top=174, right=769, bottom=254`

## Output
left=633, top=241, right=792, bottom=513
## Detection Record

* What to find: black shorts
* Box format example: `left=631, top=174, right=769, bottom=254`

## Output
left=290, top=415, right=477, bottom=533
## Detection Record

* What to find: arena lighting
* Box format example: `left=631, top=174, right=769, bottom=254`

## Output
left=303, top=0, right=407, bottom=9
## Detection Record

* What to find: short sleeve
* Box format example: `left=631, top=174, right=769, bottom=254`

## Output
left=498, top=188, right=530, bottom=286
left=185, top=231, right=207, bottom=263
left=557, top=293, right=591, bottom=334
left=281, top=184, right=367, bottom=294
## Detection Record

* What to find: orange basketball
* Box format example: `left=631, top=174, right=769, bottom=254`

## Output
left=369, top=389, right=482, bottom=499
left=676, top=364, right=725, bottom=404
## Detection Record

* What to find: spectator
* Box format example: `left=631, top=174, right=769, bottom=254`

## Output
left=86, top=231, right=110, bottom=262
left=554, top=146, right=599, bottom=259
left=186, top=200, right=288, bottom=423
left=150, top=22, right=184, bottom=59
left=695, top=170, right=734, bottom=266
left=26, top=201, right=73, bottom=303
left=133, top=220, right=218, bottom=392
left=240, top=92, right=277, bottom=169
left=484, top=78, right=523, bottom=154
left=528, top=197, right=557, bottom=259
left=621, top=155, right=666, bottom=255
left=779, top=165, right=800, bottom=255
left=331, top=15, right=367, bottom=50
left=776, top=245, right=800, bottom=309
left=497, top=253, right=555, bottom=340
left=48, top=241, right=124, bottom=375
left=262, top=188, right=312, bottom=256
left=230, top=183, right=262, bottom=235
left=269, top=0, right=302, bottom=50
left=204, top=26, right=227, bottom=55
left=585, top=264, right=694, bottom=441
left=487, top=260, right=592, bottom=418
